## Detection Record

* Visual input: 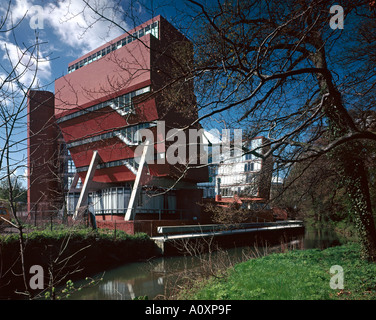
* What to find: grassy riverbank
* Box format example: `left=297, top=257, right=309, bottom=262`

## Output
left=183, top=243, right=376, bottom=300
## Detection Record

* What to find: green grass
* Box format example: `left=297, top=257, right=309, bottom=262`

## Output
left=186, top=243, right=376, bottom=300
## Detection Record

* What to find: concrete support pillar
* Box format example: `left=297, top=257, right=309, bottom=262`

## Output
left=125, top=141, right=150, bottom=221
left=73, top=150, right=100, bottom=220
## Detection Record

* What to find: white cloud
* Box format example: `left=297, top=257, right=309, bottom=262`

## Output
left=2, top=0, right=31, bottom=25
left=0, top=40, right=51, bottom=92
left=49, top=0, right=127, bottom=52
left=7, top=0, right=128, bottom=54
left=0, top=39, right=51, bottom=89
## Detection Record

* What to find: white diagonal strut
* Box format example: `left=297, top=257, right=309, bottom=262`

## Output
left=124, top=140, right=150, bottom=221
left=73, top=150, right=100, bottom=220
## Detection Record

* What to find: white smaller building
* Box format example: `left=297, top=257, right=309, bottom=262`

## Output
left=197, top=131, right=272, bottom=200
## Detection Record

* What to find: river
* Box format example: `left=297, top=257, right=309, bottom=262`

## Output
left=68, top=226, right=344, bottom=300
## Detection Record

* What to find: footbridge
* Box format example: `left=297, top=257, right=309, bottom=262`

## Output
left=151, top=220, right=305, bottom=255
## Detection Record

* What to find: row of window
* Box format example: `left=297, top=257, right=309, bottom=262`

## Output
left=75, top=157, right=139, bottom=173
left=68, top=21, right=159, bottom=74
left=218, top=160, right=260, bottom=175
left=202, top=188, right=216, bottom=198
left=220, top=188, right=237, bottom=197
left=220, top=186, right=257, bottom=197
left=66, top=121, right=155, bottom=149
left=66, top=186, right=176, bottom=215
left=217, top=171, right=258, bottom=185
left=56, top=86, right=151, bottom=124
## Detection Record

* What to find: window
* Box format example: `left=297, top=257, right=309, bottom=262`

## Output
left=137, top=190, right=143, bottom=207
left=117, top=188, right=124, bottom=211
left=246, top=174, right=255, bottom=184
left=136, top=86, right=150, bottom=95
left=88, top=193, right=93, bottom=205
left=67, top=193, right=80, bottom=214
left=97, top=191, right=103, bottom=213
left=245, top=153, right=253, bottom=160
left=151, top=21, right=159, bottom=38
left=124, top=189, right=131, bottom=209
left=68, top=159, right=76, bottom=174
left=76, top=178, right=82, bottom=189
left=110, top=188, right=116, bottom=213
left=67, top=176, right=73, bottom=188
left=68, top=21, right=160, bottom=73
left=244, top=162, right=254, bottom=172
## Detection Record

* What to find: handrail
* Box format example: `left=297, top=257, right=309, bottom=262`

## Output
left=157, top=220, right=304, bottom=235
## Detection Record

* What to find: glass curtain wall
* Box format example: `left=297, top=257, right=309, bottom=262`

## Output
left=68, top=187, right=177, bottom=215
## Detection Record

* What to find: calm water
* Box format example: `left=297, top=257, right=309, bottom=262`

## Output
left=68, top=226, right=343, bottom=300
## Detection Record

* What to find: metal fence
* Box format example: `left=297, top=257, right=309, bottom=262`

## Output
left=0, top=210, right=90, bottom=234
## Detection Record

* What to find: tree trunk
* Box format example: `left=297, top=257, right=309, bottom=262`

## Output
left=344, top=155, right=376, bottom=261
left=312, top=47, right=376, bottom=261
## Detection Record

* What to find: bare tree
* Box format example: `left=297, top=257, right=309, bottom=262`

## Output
left=0, top=1, right=74, bottom=298
left=181, top=0, right=376, bottom=261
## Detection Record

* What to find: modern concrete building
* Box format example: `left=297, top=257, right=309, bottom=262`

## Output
left=52, top=15, right=208, bottom=227
left=27, top=15, right=275, bottom=232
